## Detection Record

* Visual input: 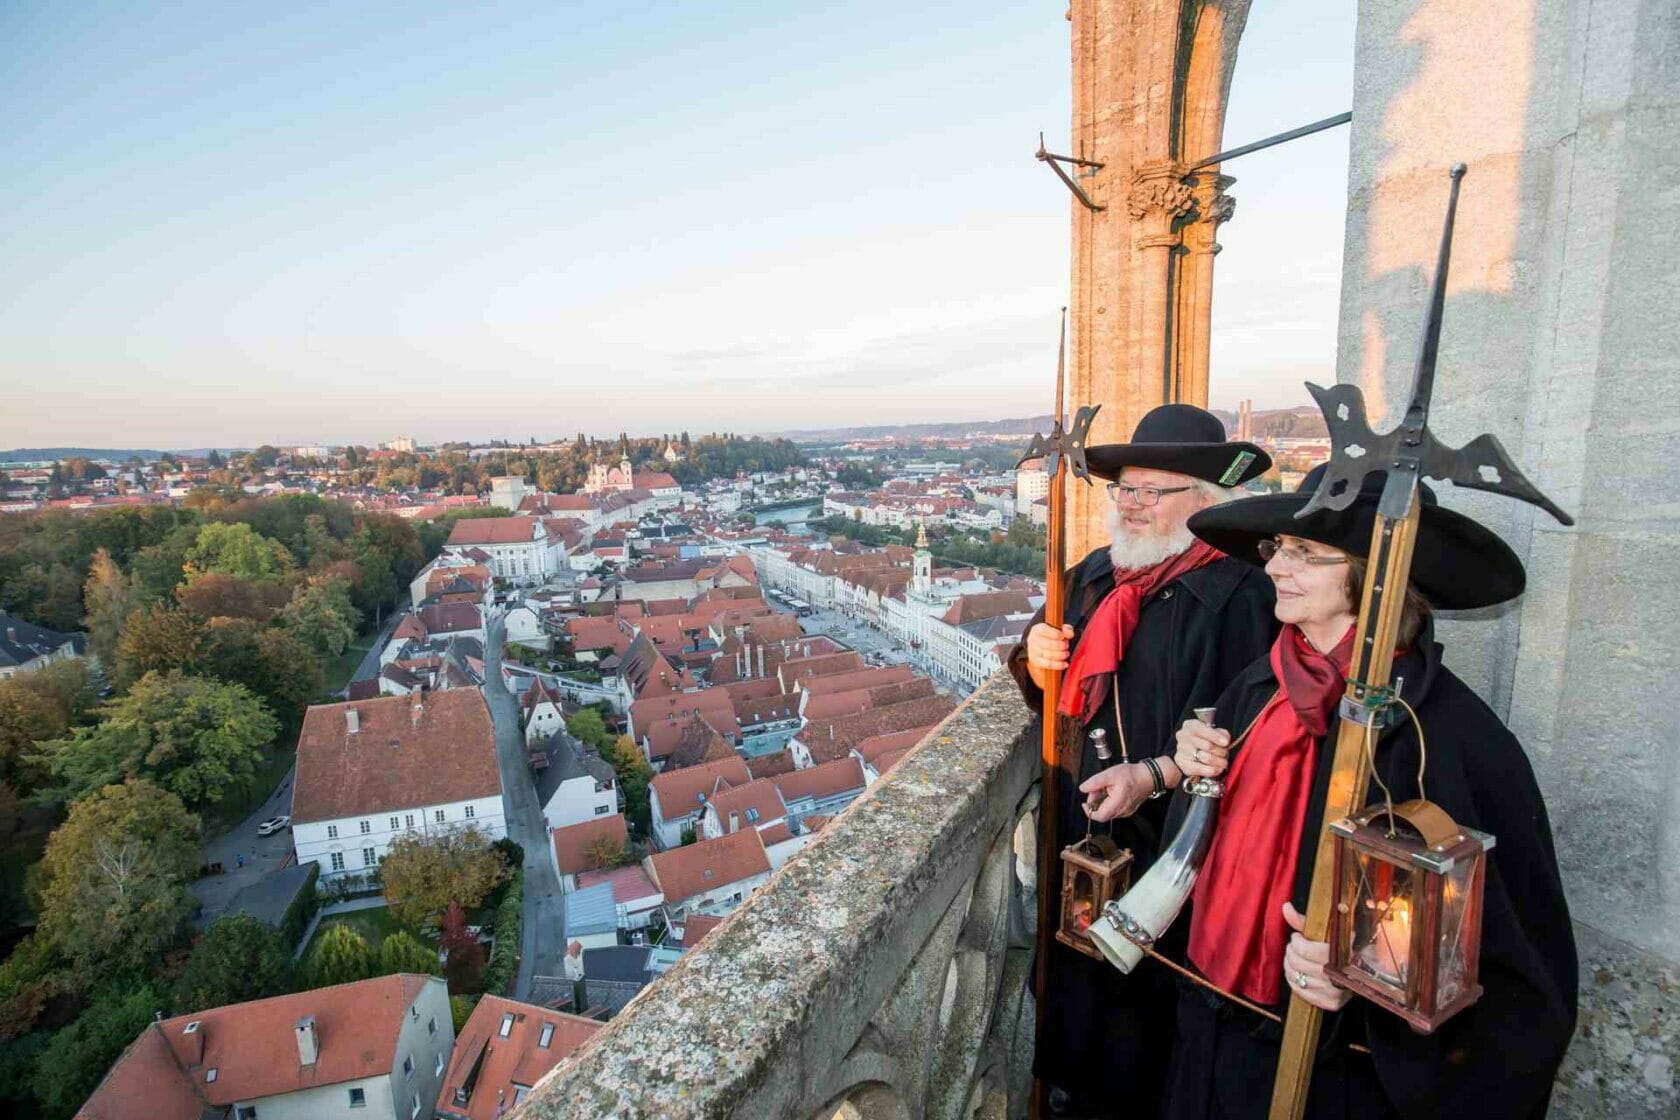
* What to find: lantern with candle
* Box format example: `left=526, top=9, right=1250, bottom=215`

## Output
left=1056, top=834, right=1132, bottom=960
left=1324, top=799, right=1493, bottom=1033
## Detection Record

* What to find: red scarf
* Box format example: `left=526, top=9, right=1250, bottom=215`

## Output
left=1058, top=539, right=1225, bottom=721
left=1186, top=624, right=1353, bottom=1005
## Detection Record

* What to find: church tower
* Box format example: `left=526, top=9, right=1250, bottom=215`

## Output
left=913, top=520, right=932, bottom=596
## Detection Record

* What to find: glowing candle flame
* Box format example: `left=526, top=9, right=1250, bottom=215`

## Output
left=1358, top=893, right=1412, bottom=985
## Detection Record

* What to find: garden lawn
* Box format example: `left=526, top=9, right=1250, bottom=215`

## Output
left=322, top=625, right=382, bottom=695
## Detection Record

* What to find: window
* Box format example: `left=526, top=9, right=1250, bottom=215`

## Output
left=435, top=1050, right=445, bottom=1075
left=499, top=1012, right=514, bottom=1038
left=403, top=1054, right=414, bottom=1078
left=434, top=809, right=446, bottom=823
left=237, top=1109, right=258, bottom=1120
left=327, top=825, right=339, bottom=839
left=746, top=808, right=760, bottom=823
left=464, top=805, right=475, bottom=820
left=363, top=847, right=377, bottom=867
left=330, top=851, right=345, bottom=872
left=410, top=1091, right=420, bottom=1119
left=428, top=1015, right=437, bottom=1036
left=206, top=1068, right=218, bottom=1083
left=513, top=1085, right=531, bottom=1105
left=389, top=816, right=400, bottom=830
left=348, top=1087, right=366, bottom=1108
left=405, top=813, right=415, bottom=828
left=594, top=805, right=610, bottom=816
left=538, top=1022, right=555, bottom=1049
left=359, top=819, right=371, bottom=835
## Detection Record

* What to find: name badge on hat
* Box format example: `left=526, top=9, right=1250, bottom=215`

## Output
left=1218, top=451, right=1256, bottom=486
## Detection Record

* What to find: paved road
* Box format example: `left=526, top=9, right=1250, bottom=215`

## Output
left=481, top=614, right=566, bottom=1000
left=342, top=606, right=407, bottom=696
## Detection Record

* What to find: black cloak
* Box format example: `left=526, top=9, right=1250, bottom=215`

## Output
left=1160, top=629, right=1578, bottom=1120
left=1008, top=544, right=1277, bottom=1113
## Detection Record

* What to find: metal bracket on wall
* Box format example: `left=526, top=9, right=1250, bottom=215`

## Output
left=1036, top=132, right=1105, bottom=212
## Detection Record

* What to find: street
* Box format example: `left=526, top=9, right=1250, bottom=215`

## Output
left=481, top=613, right=566, bottom=1000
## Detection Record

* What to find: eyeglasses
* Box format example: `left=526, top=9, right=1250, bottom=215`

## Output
left=1106, top=482, right=1194, bottom=507
left=1257, top=538, right=1349, bottom=568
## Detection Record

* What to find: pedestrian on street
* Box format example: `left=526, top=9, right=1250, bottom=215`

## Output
left=235, top=852, right=244, bottom=869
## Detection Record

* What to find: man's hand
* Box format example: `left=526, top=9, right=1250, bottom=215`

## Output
left=1281, top=902, right=1352, bottom=1011
left=1077, top=763, right=1153, bottom=822
left=1024, top=622, right=1074, bottom=690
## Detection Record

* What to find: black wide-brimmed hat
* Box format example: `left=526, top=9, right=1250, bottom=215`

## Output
left=1085, top=404, right=1271, bottom=486
left=1186, top=464, right=1525, bottom=609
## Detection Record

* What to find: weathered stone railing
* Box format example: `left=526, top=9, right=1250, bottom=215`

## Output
left=516, top=672, right=1039, bottom=1118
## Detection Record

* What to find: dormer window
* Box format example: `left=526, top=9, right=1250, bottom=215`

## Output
left=206, top=1068, right=218, bottom=1083
left=500, top=1013, right=514, bottom=1038
left=183, top=1021, right=201, bottom=1034
left=702, top=869, right=713, bottom=880
left=538, top=1022, right=554, bottom=1049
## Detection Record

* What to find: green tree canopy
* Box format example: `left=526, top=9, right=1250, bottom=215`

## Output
left=0, top=660, right=96, bottom=792
left=36, top=780, right=199, bottom=972
left=82, top=547, right=134, bottom=667
left=114, top=601, right=208, bottom=688
left=36, top=671, right=277, bottom=812
left=33, top=981, right=163, bottom=1120
left=172, top=915, right=294, bottom=1013
left=202, top=621, right=323, bottom=736
left=605, top=734, right=653, bottom=835
left=183, top=521, right=294, bottom=584
left=276, top=577, right=360, bottom=657
left=378, top=931, right=441, bottom=978
left=307, top=923, right=375, bottom=987
left=175, top=572, right=290, bottom=622
left=380, top=826, right=508, bottom=928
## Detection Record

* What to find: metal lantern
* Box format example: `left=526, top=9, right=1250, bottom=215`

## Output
left=1324, top=799, right=1494, bottom=1033
left=1056, top=835, right=1132, bottom=960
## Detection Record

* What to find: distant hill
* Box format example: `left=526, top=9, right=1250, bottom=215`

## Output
left=774, top=417, right=1054, bottom=442
left=0, top=448, right=229, bottom=463
left=776, top=405, right=1325, bottom=444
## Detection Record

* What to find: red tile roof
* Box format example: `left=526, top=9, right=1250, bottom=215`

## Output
left=551, top=814, right=630, bottom=876
left=446, top=516, right=542, bottom=545
left=678, top=914, right=724, bottom=948
left=647, top=828, right=771, bottom=905
left=437, top=995, right=601, bottom=1120
left=293, top=691, right=500, bottom=823
left=797, top=664, right=915, bottom=696
left=575, top=862, right=662, bottom=904
left=777, top=650, right=865, bottom=691
left=649, top=756, right=751, bottom=823
left=856, top=726, right=935, bottom=765
left=76, top=1024, right=207, bottom=1120
left=800, top=695, right=956, bottom=761
left=772, top=757, right=868, bottom=805
left=705, top=779, right=786, bottom=830
left=418, top=601, right=483, bottom=635
left=84, top=974, right=440, bottom=1116
left=747, top=750, right=798, bottom=780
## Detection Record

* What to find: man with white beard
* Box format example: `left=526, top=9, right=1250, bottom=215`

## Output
left=1008, top=404, right=1277, bottom=1120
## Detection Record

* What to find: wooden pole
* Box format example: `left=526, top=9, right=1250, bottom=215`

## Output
left=1030, top=310, right=1071, bottom=1120
left=1268, top=499, right=1421, bottom=1118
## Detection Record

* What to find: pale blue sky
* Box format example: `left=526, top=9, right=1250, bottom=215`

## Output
left=1, top=2, right=1352, bottom=449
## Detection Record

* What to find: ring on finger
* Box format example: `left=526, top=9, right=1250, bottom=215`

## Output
left=1193, top=749, right=1205, bottom=764
left=1294, top=970, right=1310, bottom=989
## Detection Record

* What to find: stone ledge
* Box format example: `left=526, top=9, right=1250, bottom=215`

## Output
left=515, top=672, right=1037, bottom=1119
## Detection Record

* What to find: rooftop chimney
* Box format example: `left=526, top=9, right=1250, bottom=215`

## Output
left=728, top=811, right=740, bottom=834
left=295, top=1015, right=319, bottom=1066
left=411, top=691, right=424, bottom=723
left=345, top=709, right=359, bottom=735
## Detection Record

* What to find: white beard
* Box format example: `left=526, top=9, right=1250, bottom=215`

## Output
left=1106, top=506, right=1197, bottom=571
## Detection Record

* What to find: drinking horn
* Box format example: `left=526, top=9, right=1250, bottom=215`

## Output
left=1088, top=708, right=1223, bottom=972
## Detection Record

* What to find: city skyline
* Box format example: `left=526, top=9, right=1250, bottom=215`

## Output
left=3, top=3, right=1352, bottom=449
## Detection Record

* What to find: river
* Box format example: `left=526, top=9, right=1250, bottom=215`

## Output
left=752, top=501, right=820, bottom=530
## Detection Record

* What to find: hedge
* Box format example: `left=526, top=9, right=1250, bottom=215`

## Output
left=480, top=868, right=524, bottom=996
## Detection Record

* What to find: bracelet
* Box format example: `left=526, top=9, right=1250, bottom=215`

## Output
left=1140, top=756, right=1167, bottom=799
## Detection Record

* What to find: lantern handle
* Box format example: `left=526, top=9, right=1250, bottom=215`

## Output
left=1352, top=799, right=1464, bottom=851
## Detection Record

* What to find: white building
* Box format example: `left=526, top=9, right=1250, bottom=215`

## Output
left=0, top=610, right=82, bottom=680
left=440, top=516, right=565, bottom=583
left=80, top=973, right=453, bottom=1120
left=646, top=828, right=773, bottom=925
left=291, top=691, right=505, bottom=881
left=537, top=736, right=620, bottom=832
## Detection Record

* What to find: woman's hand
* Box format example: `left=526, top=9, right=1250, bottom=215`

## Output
left=1281, top=902, right=1352, bottom=1012
left=1024, top=622, right=1075, bottom=690
left=1078, top=763, right=1153, bottom=822
left=1174, top=718, right=1231, bottom=779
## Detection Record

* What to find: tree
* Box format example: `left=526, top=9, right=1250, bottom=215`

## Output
left=114, top=602, right=207, bottom=687
left=306, top=924, right=375, bottom=987
left=206, top=449, right=224, bottom=468
left=175, top=572, right=289, bottom=622
left=33, top=982, right=163, bottom=1119
left=380, top=826, right=508, bottom=928
left=36, top=780, right=199, bottom=972
left=172, top=915, right=294, bottom=1012
left=564, top=708, right=611, bottom=751
left=439, top=902, right=485, bottom=994
left=127, top=524, right=203, bottom=604
left=183, top=522, right=294, bottom=584
left=36, top=670, right=276, bottom=812
left=203, top=621, right=323, bottom=735
left=276, top=577, right=359, bottom=657
left=582, top=835, right=628, bottom=872
left=82, top=548, right=133, bottom=668
left=450, top=993, right=476, bottom=1033
left=0, top=662, right=95, bottom=791
left=378, top=931, right=441, bottom=977
left=604, top=735, right=653, bottom=835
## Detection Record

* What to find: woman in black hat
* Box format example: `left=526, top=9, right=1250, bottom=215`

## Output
left=1154, top=466, right=1577, bottom=1120
left=1008, top=404, right=1277, bottom=1118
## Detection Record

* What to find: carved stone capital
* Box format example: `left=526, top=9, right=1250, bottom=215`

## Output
left=1125, top=173, right=1196, bottom=222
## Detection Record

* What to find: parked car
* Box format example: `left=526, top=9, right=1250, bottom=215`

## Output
left=257, top=815, right=292, bottom=836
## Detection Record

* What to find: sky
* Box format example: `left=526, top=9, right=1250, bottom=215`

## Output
left=0, top=2, right=1353, bottom=450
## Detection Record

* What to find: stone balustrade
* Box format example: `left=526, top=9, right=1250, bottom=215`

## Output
left=514, top=672, right=1039, bottom=1119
